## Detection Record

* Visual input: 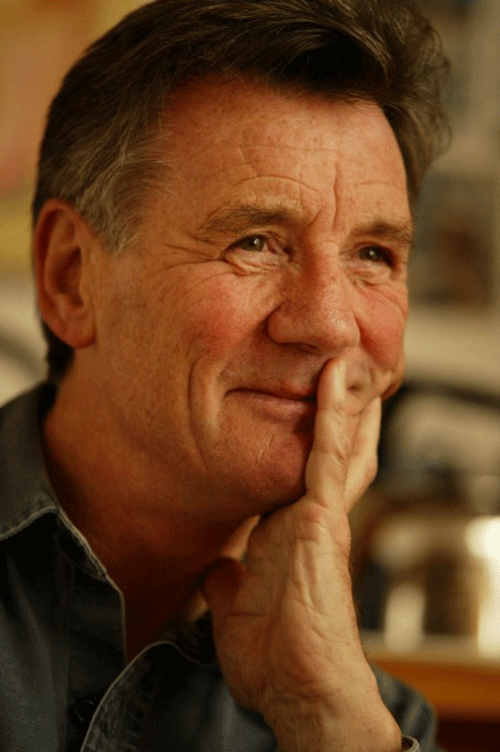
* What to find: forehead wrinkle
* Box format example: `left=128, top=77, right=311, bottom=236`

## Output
left=290, top=143, right=338, bottom=234
left=324, top=159, right=412, bottom=244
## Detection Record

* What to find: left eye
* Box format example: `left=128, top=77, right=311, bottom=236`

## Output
left=359, top=245, right=394, bottom=266
left=232, top=235, right=268, bottom=252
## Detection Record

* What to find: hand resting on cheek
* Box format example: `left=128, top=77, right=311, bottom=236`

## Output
left=203, top=359, right=402, bottom=752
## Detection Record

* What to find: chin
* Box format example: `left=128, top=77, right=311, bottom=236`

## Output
left=244, top=443, right=310, bottom=513
left=207, top=424, right=313, bottom=515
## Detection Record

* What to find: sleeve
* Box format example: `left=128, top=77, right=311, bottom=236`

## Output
left=372, top=666, right=446, bottom=752
left=402, top=736, right=421, bottom=751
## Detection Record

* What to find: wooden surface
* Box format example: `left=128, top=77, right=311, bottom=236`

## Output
left=364, top=636, right=500, bottom=752
left=372, top=653, right=500, bottom=720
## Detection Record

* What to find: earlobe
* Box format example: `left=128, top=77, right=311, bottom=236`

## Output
left=34, top=199, right=96, bottom=350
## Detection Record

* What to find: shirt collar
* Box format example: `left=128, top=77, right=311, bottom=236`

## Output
left=0, top=383, right=59, bottom=541
left=0, top=384, right=221, bottom=666
left=0, top=384, right=113, bottom=582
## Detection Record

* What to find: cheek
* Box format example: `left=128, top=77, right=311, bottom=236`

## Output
left=180, top=272, right=276, bottom=357
left=355, top=285, right=408, bottom=370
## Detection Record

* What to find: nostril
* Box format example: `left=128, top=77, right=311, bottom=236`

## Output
left=266, top=299, right=360, bottom=356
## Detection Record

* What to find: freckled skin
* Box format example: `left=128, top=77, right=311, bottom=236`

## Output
left=38, top=80, right=413, bottom=739
left=88, top=79, right=411, bottom=519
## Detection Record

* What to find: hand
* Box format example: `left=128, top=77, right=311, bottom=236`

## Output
left=202, top=360, right=402, bottom=752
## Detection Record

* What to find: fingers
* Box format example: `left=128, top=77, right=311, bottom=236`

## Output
left=220, top=515, right=261, bottom=560
left=201, top=557, right=246, bottom=630
left=317, top=358, right=346, bottom=411
left=305, top=359, right=349, bottom=506
left=345, top=396, right=381, bottom=511
left=305, top=359, right=381, bottom=512
left=312, top=359, right=348, bottom=457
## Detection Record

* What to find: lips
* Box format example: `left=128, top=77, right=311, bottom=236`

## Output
left=229, top=361, right=369, bottom=408
left=228, top=387, right=318, bottom=430
left=234, top=387, right=317, bottom=402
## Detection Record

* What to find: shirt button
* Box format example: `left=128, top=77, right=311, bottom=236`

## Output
left=68, top=697, right=98, bottom=731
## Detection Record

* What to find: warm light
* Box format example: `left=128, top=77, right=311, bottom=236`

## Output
left=466, top=517, right=500, bottom=562
left=384, top=583, right=425, bottom=652
left=466, top=517, right=500, bottom=657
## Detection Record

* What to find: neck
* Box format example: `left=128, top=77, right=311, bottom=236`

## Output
left=41, top=373, right=257, bottom=658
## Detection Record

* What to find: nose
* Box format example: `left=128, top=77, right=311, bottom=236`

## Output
left=266, top=253, right=360, bottom=356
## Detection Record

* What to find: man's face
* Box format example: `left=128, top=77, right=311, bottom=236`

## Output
left=90, top=80, right=411, bottom=519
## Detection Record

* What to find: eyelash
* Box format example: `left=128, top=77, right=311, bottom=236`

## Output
left=358, top=245, right=395, bottom=268
left=229, top=234, right=271, bottom=253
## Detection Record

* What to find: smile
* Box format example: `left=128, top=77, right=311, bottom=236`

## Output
left=230, top=388, right=317, bottom=424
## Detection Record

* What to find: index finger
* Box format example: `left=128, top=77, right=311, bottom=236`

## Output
left=344, top=396, right=381, bottom=510
left=304, top=359, right=349, bottom=505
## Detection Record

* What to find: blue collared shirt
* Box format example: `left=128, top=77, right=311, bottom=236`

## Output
left=0, top=385, right=441, bottom=751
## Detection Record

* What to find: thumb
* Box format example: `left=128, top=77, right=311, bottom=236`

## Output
left=201, top=557, right=246, bottom=630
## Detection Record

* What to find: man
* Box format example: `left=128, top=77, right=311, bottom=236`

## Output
left=0, top=1, right=449, bottom=750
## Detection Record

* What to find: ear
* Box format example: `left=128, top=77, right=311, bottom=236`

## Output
left=33, top=199, right=97, bottom=350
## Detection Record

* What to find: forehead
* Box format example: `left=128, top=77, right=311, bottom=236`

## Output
left=156, top=79, right=410, bottom=230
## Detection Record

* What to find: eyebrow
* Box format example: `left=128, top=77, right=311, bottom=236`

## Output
left=197, top=202, right=414, bottom=253
left=353, top=220, right=415, bottom=254
left=198, top=202, right=303, bottom=238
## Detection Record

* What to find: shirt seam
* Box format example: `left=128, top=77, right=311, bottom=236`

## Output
left=0, top=494, right=56, bottom=540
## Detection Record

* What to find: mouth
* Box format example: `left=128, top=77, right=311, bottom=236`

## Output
left=250, top=387, right=317, bottom=402
left=233, top=385, right=317, bottom=402
left=230, top=387, right=317, bottom=426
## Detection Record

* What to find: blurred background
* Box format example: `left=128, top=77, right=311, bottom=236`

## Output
left=0, top=1, right=499, bottom=750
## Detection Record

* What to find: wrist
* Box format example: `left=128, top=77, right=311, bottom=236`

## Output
left=265, top=696, right=403, bottom=752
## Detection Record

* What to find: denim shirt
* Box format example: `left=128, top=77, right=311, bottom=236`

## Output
left=0, top=386, right=442, bottom=752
